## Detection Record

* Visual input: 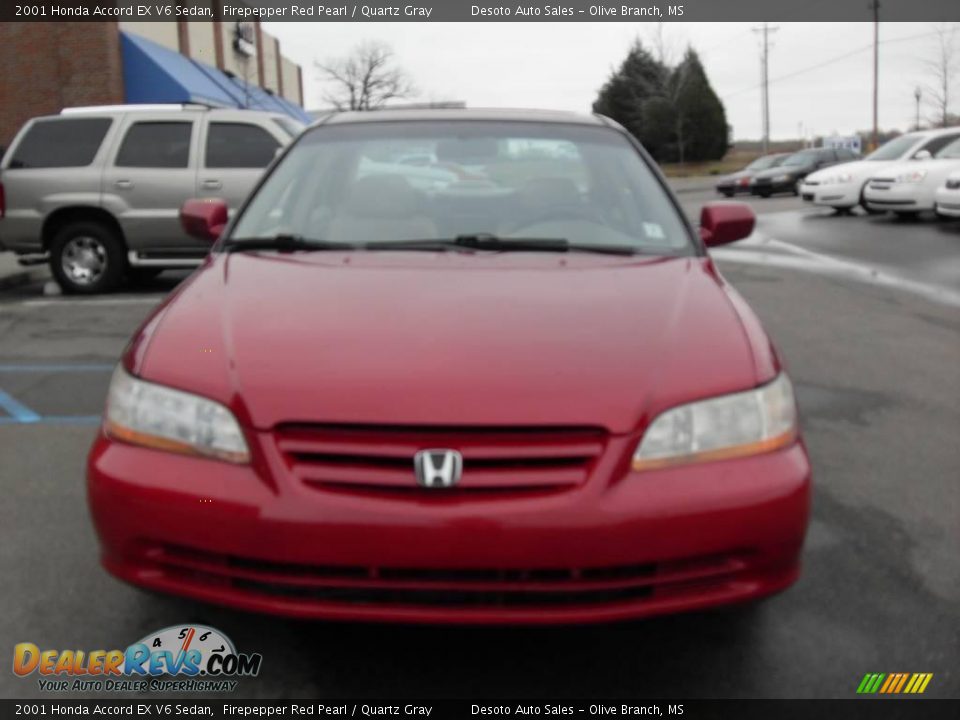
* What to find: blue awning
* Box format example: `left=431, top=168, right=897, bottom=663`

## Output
left=120, top=32, right=309, bottom=122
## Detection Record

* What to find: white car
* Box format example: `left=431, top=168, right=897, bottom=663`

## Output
left=800, top=128, right=960, bottom=213
left=863, top=135, right=960, bottom=217
left=934, top=171, right=960, bottom=218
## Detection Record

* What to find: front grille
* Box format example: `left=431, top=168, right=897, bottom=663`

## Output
left=146, top=543, right=749, bottom=610
left=274, top=424, right=607, bottom=493
left=946, top=179, right=960, bottom=190
left=804, top=181, right=820, bottom=187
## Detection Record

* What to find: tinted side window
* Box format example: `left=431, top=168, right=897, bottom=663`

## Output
left=9, top=118, right=112, bottom=169
left=838, top=148, right=857, bottom=160
left=205, top=123, right=280, bottom=168
left=819, top=149, right=837, bottom=162
left=115, top=122, right=192, bottom=168
left=921, top=134, right=960, bottom=156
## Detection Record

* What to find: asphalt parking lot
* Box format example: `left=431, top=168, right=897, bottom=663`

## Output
left=0, top=194, right=958, bottom=699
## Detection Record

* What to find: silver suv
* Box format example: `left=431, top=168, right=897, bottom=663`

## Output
left=0, top=104, right=302, bottom=293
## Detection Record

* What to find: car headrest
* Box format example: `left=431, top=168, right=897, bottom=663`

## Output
left=344, top=174, right=422, bottom=218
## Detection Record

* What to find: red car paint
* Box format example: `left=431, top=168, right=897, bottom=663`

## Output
left=88, top=249, right=810, bottom=624
left=87, top=115, right=810, bottom=624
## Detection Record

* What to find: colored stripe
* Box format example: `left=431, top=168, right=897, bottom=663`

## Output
left=868, top=673, right=886, bottom=694
left=893, top=673, right=909, bottom=693
left=0, top=363, right=114, bottom=372
left=879, top=674, right=896, bottom=693
left=917, top=673, right=933, bottom=694
left=903, top=674, right=919, bottom=693
left=856, top=673, right=873, bottom=693
left=0, top=389, right=41, bottom=422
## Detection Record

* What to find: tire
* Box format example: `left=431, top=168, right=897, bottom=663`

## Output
left=49, top=221, right=126, bottom=294
left=758, top=191, right=771, bottom=199
left=719, top=190, right=734, bottom=198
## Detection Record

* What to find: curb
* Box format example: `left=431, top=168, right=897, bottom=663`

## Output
left=0, top=269, right=34, bottom=291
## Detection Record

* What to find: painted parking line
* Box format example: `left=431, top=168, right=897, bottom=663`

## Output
left=0, top=388, right=42, bottom=423
left=0, top=362, right=112, bottom=425
left=0, top=415, right=101, bottom=426
left=0, top=363, right=115, bottom=373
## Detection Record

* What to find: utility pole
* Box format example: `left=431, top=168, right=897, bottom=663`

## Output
left=914, top=87, right=922, bottom=130
left=870, top=0, right=880, bottom=150
left=752, top=23, right=778, bottom=154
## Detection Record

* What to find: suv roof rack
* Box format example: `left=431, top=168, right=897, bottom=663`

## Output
left=61, top=103, right=217, bottom=114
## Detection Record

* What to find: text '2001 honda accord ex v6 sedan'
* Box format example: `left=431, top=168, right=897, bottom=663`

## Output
left=87, top=109, right=811, bottom=624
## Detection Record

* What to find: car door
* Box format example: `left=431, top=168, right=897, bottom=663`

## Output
left=101, top=114, right=201, bottom=252
left=197, top=119, right=285, bottom=212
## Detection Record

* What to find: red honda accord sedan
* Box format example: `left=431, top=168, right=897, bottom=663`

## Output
left=87, top=109, right=811, bottom=624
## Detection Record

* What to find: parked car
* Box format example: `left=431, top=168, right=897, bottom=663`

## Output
left=0, top=104, right=303, bottom=293
left=934, top=171, right=960, bottom=219
left=87, top=109, right=811, bottom=624
left=715, top=153, right=788, bottom=197
left=750, top=147, right=858, bottom=197
left=863, top=136, right=960, bottom=218
left=800, top=128, right=960, bottom=213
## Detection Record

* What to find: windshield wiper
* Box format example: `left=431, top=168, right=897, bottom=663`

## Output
left=364, top=234, right=640, bottom=255
left=222, top=235, right=358, bottom=253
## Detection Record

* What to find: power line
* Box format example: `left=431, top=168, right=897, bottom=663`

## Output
left=721, top=29, right=944, bottom=101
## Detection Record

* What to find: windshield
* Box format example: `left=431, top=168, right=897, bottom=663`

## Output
left=866, top=135, right=918, bottom=161
left=746, top=154, right=783, bottom=171
left=229, top=121, right=694, bottom=255
left=935, top=137, right=960, bottom=159
left=782, top=151, right=817, bottom=167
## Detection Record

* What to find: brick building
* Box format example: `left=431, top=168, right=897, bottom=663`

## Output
left=0, top=19, right=306, bottom=146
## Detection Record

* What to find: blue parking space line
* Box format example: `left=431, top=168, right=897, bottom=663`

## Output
left=0, top=363, right=115, bottom=373
left=0, top=389, right=42, bottom=423
left=0, top=415, right=101, bottom=426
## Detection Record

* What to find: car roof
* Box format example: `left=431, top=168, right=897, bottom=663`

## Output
left=55, top=104, right=287, bottom=119
left=315, top=108, right=607, bottom=127
left=901, top=127, right=960, bottom=140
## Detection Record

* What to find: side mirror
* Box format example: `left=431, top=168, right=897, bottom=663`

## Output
left=699, top=202, right=756, bottom=247
left=180, top=198, right=228, bottom=242
left=913, top=149, right=932, bottom=161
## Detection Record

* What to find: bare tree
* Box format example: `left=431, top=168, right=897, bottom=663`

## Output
left=315, top=42, right=415, bottom=111
left=922, top=23, right=959, bottom=127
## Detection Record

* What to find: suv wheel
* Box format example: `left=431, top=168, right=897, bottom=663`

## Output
left=50, top=222, right=126, bottom=294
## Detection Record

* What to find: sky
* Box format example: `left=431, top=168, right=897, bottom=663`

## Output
left=263, top=22, right=955, bottom=141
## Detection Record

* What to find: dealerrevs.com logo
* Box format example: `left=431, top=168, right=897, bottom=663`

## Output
left=13, top=625, right=261, bottom=693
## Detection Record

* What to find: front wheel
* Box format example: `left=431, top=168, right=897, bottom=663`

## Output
left=859, top=186, right=884, bottom=215
left=49, top=221, right=126, bottom=294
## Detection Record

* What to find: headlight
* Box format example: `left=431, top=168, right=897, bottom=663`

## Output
left=895, top=170, right=927, bottom=184
left=105, top=366, right=250, bottom=463
left=633, top=373, right=797, bottom=471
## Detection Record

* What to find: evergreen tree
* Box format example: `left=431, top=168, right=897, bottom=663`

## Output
left=593, top=42, right=729, bottom=163
left=671, top=49, right=729, bottom=162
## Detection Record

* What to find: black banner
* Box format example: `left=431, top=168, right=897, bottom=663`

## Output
left=3, top=700, right=960, bottom=719
left=2, top=0, right=959, bottom=23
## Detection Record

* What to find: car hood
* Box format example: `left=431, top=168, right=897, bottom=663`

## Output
left=753, top=165, right=808, bottom=179
left=805, top=159, right=885, bottom=183
left=871, top=158, right=960, bottom=181
left=129, top=252, right=777, bottom=434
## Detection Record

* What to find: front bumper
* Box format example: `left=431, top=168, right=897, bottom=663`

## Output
left=864, top=183, right=929, bottom=211
left=934, top=187, right=960, bottom=217
left=750, top=179, right=795, bottom=195
left=799, top=183, right=859, bottom=207
left=87, top=431, right=811, bottom=624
